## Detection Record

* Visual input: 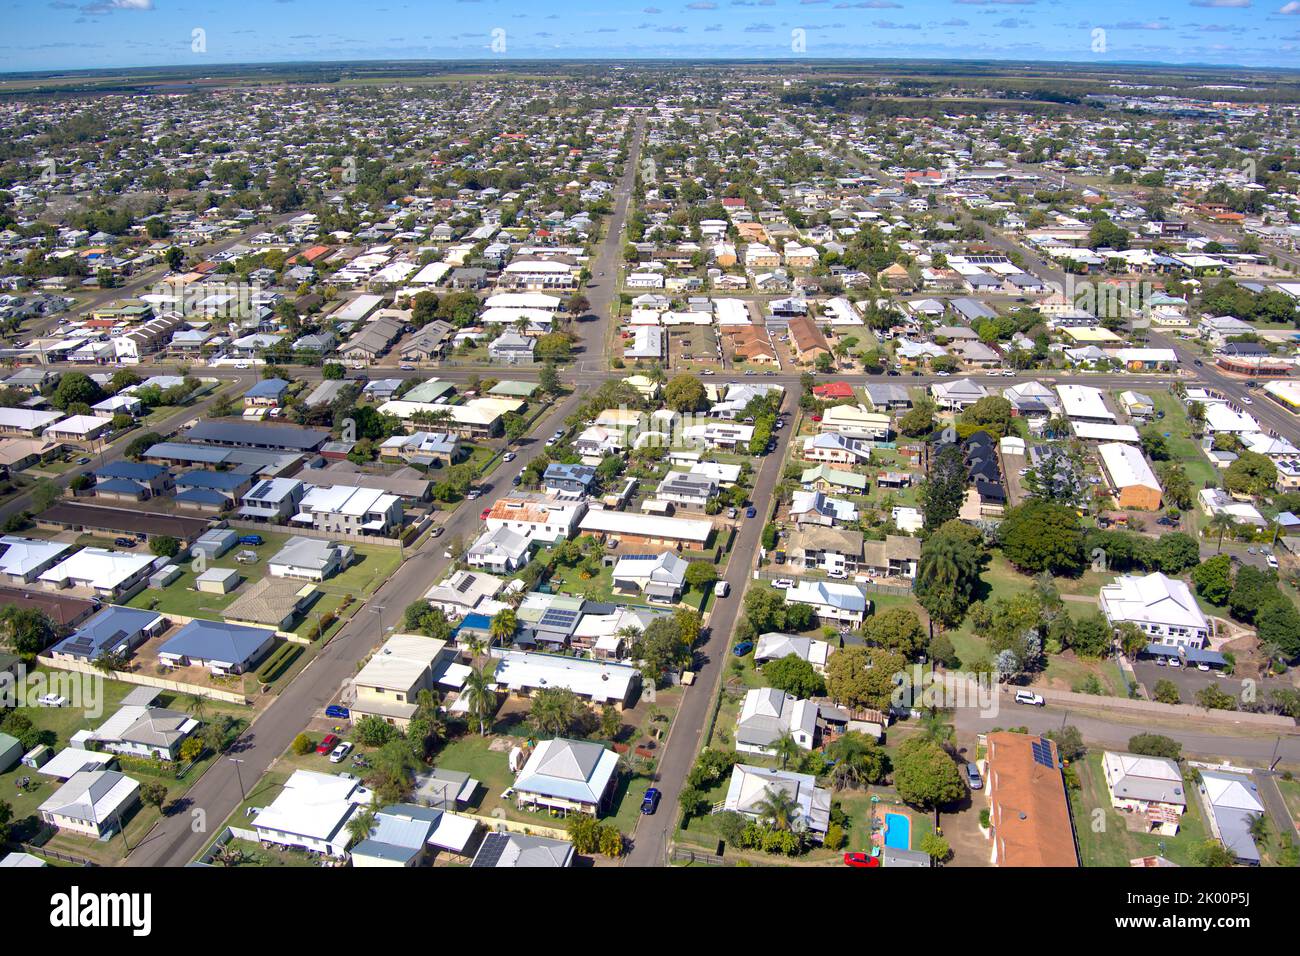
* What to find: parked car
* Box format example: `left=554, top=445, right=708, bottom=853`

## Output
left=238, top=534, right=264, bottom=546
left=727, top=507, right=738, bottom=519
left=503, top=452, right=516, bottom=462
left=1014, top=690, right=1045, bottom=707
left=430, top=526, right=444, bottom=538
left=324, top=705, right=350, bottom=720
left=1267, top=554, right=1279, bottom=569
left=113, top=537, right=136, bottom=548
left=745, top=506, right=757, bottom=519
left=715, top=580, right=729, bottom=598
left=966, top=762, right=983, bottom=790
left=466, top=488, right=482, bottom=500
left=843, top=852, right=877, bottom=868
left=316, top=734, right=340, bottom=755
left=511, top=474, right=522, bottom=486
left=732, top=640, right=753, bottom=657
left=329, top=741, right=354, bottom=764
left=36, top=694, right=69, bottom=707
left=640, top=788, right=661, bottom=815
left=772, top=578, right=795, bottom=589
left=480, top=508, right=491, bottom=520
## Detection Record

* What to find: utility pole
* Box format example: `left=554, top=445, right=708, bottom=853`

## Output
left=229, top=757, right=246, bottom=802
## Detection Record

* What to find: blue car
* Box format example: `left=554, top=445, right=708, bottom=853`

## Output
left=238, top=534, right=264, bottom=546
left=640, top=788, right=661, bottom=815
left=732, top=641, right=754, bottom=657
left=745, top=506, right=757, bottom=519
left=324, top=704, right=350, bottom=720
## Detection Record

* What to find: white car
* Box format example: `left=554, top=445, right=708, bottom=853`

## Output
left=36, top=693, right=69, bottom=707
left=1241, top=396, right=1253, bottom=405
left=1266, top=554, right=1279, bottom=569
left=329, top=741, right=354, bottom=764
left=1168, top=657, right=1181, bottom=667
left=772, top=578, right=795, bottom=590
left=1014, top=690, right=1045, bottom=707
left=503, top=452, right=516, bottom=462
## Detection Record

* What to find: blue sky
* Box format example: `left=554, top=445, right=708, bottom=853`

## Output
left=5, top=0, right=1300, bottom=72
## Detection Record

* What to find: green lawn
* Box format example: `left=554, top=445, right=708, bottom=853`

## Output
left=1, top=674, right=247, bottom=864
left=1070, top=750, right=1212, bottom=867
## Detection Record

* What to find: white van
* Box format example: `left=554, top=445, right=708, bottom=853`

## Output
left=715, top=581, right=730, bottom=598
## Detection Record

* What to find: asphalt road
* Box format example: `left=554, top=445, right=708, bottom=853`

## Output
left=623, top=387, right=797, bottom=866
left=125, top=114, right=646, bottom=867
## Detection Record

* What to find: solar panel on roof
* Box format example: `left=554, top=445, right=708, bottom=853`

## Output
left=471, top=832, right=506, bottom=867
left=1031, top=738, right=1055, bottom=768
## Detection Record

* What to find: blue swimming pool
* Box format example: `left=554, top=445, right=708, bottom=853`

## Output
left=883, top=812, right=911, bottom=850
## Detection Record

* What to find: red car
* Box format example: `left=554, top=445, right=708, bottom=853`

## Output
left=480, top=507, right=492, bottom=520
left=316, top=733, right=340, bottom=755
left=843, top=852, right=879, bottom=868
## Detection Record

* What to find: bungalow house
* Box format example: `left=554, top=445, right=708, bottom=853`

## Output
left=471, top=831, right=574, bottom=868
left=1097, top=443, right=1163, bottom=511
left=723, top=764, right=830, bottom=841
left=931, top=378, right=989, bottom=411
left=39, top=547, right=155, bottom=601
left=268, top=537, right=352, bottom=582
left=349, top=803, right=478, bottom=867
left=787, top=316, right=831, bottom=364
left=157, top=619, right=277, bottom=675
left=252, top=769, right=374, bottom=858
left=513, top=737, right=620, bottom=817
left=39, top=769, right=140, bottom=839
left=88, top=704, right=200, bottom=761
left=800, top=464, right=868, bottom=496
left=0, top=536, right=74, bottom=586
left=1199, top=770, right=1266, bottom=865
left=735, top=687, right=818, bottom=756
left=1102, top=751, right=1187, bottom=837
left=578, top=508, right=712, bottom=552
left=47, top=605, right=165, bottom=664
left=753, top=633, right=831, bottom=673
left=492, top=651, right=641, bottom=711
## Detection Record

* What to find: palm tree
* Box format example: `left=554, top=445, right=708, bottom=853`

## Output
left=187, top=692, right=208, bottom=722
left=345, top=807, right=377, bottom=849
left=460, top=664, right=497, bottom=736
left=772, top=732, right=802, bottom=771
left=754, top=786, right=801, bottom=832
left=490, top=609, right=518, bottom=650
left=1209, top=512, right=1235, bottom=554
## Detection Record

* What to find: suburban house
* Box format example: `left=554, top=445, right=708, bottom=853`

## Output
left=293, top=484, right=403, bottom=537
left=238, top=478, right=306, bottom=522
left=654, top=471, right=717, bottom=510
left=39, top=547, right=155, bottom=601
left=1101, top=750, right=1187, bottom=837
left=268, top=537, right=353, bottom=582
left=38, top=769, right=140, bottom=838
left=578, top=508, right=712, bottom=552
left=723, top=764, right=830, bottom=841
left=861, top=534, right=922, bottom=581
left=88, top=704, right=200, bottom=761
left=492, top=651, right=641, bottom=710
left=753, top=632, right=831, bottom=673
left=349, top=803, right=479, bottom=867
left=350, top=634, right=456, bottom=730
left=800, top=464, right=868, bottom=495
left=784, top=580, right=869, bottom=626
left=92, top=461, right=174, bottom=501
left=1099, top=572, right=1211, bottom=649
left=466, top=525, right=532, bottom=574
left=47, top=605, right=166, bottom=664
left=157, top=619, right=278, bottom=675
left=542, top=463, right=598, bottom=498
left=1199, top=770, right=1266, bottom=865
left=735, top=687, right=818, bottom=756
left=610, top=551, right=689, bottom=604
left=0, top=536, right=74, bottom=586
left=1097, top=443, right=1163, bottom=511
left=485, top=493, right=586, bottom=545
left=789, top=490, right=858, bottom=527
left=818, top=404, right=893, bottom=440
left=785, top=526, right=864, bottom=577
left=802, top=433, right=874, bottom=466
left=471, top=831, right=574, bottom=868
left=984, top=732, right=1078, bottom=867
left=252, top=769, right=375, bottom=858
left=424, top=570, right=506, bottom=619
left=513, top=737, right=620, bottom=817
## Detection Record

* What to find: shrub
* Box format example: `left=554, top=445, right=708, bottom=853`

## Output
left=291, top=733, right=314, bottom=756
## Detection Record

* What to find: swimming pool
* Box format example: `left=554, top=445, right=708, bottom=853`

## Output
left=883, top=812, right=911, bottom=850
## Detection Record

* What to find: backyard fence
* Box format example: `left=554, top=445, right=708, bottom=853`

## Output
left=668, top=844, right=728, bottom=867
